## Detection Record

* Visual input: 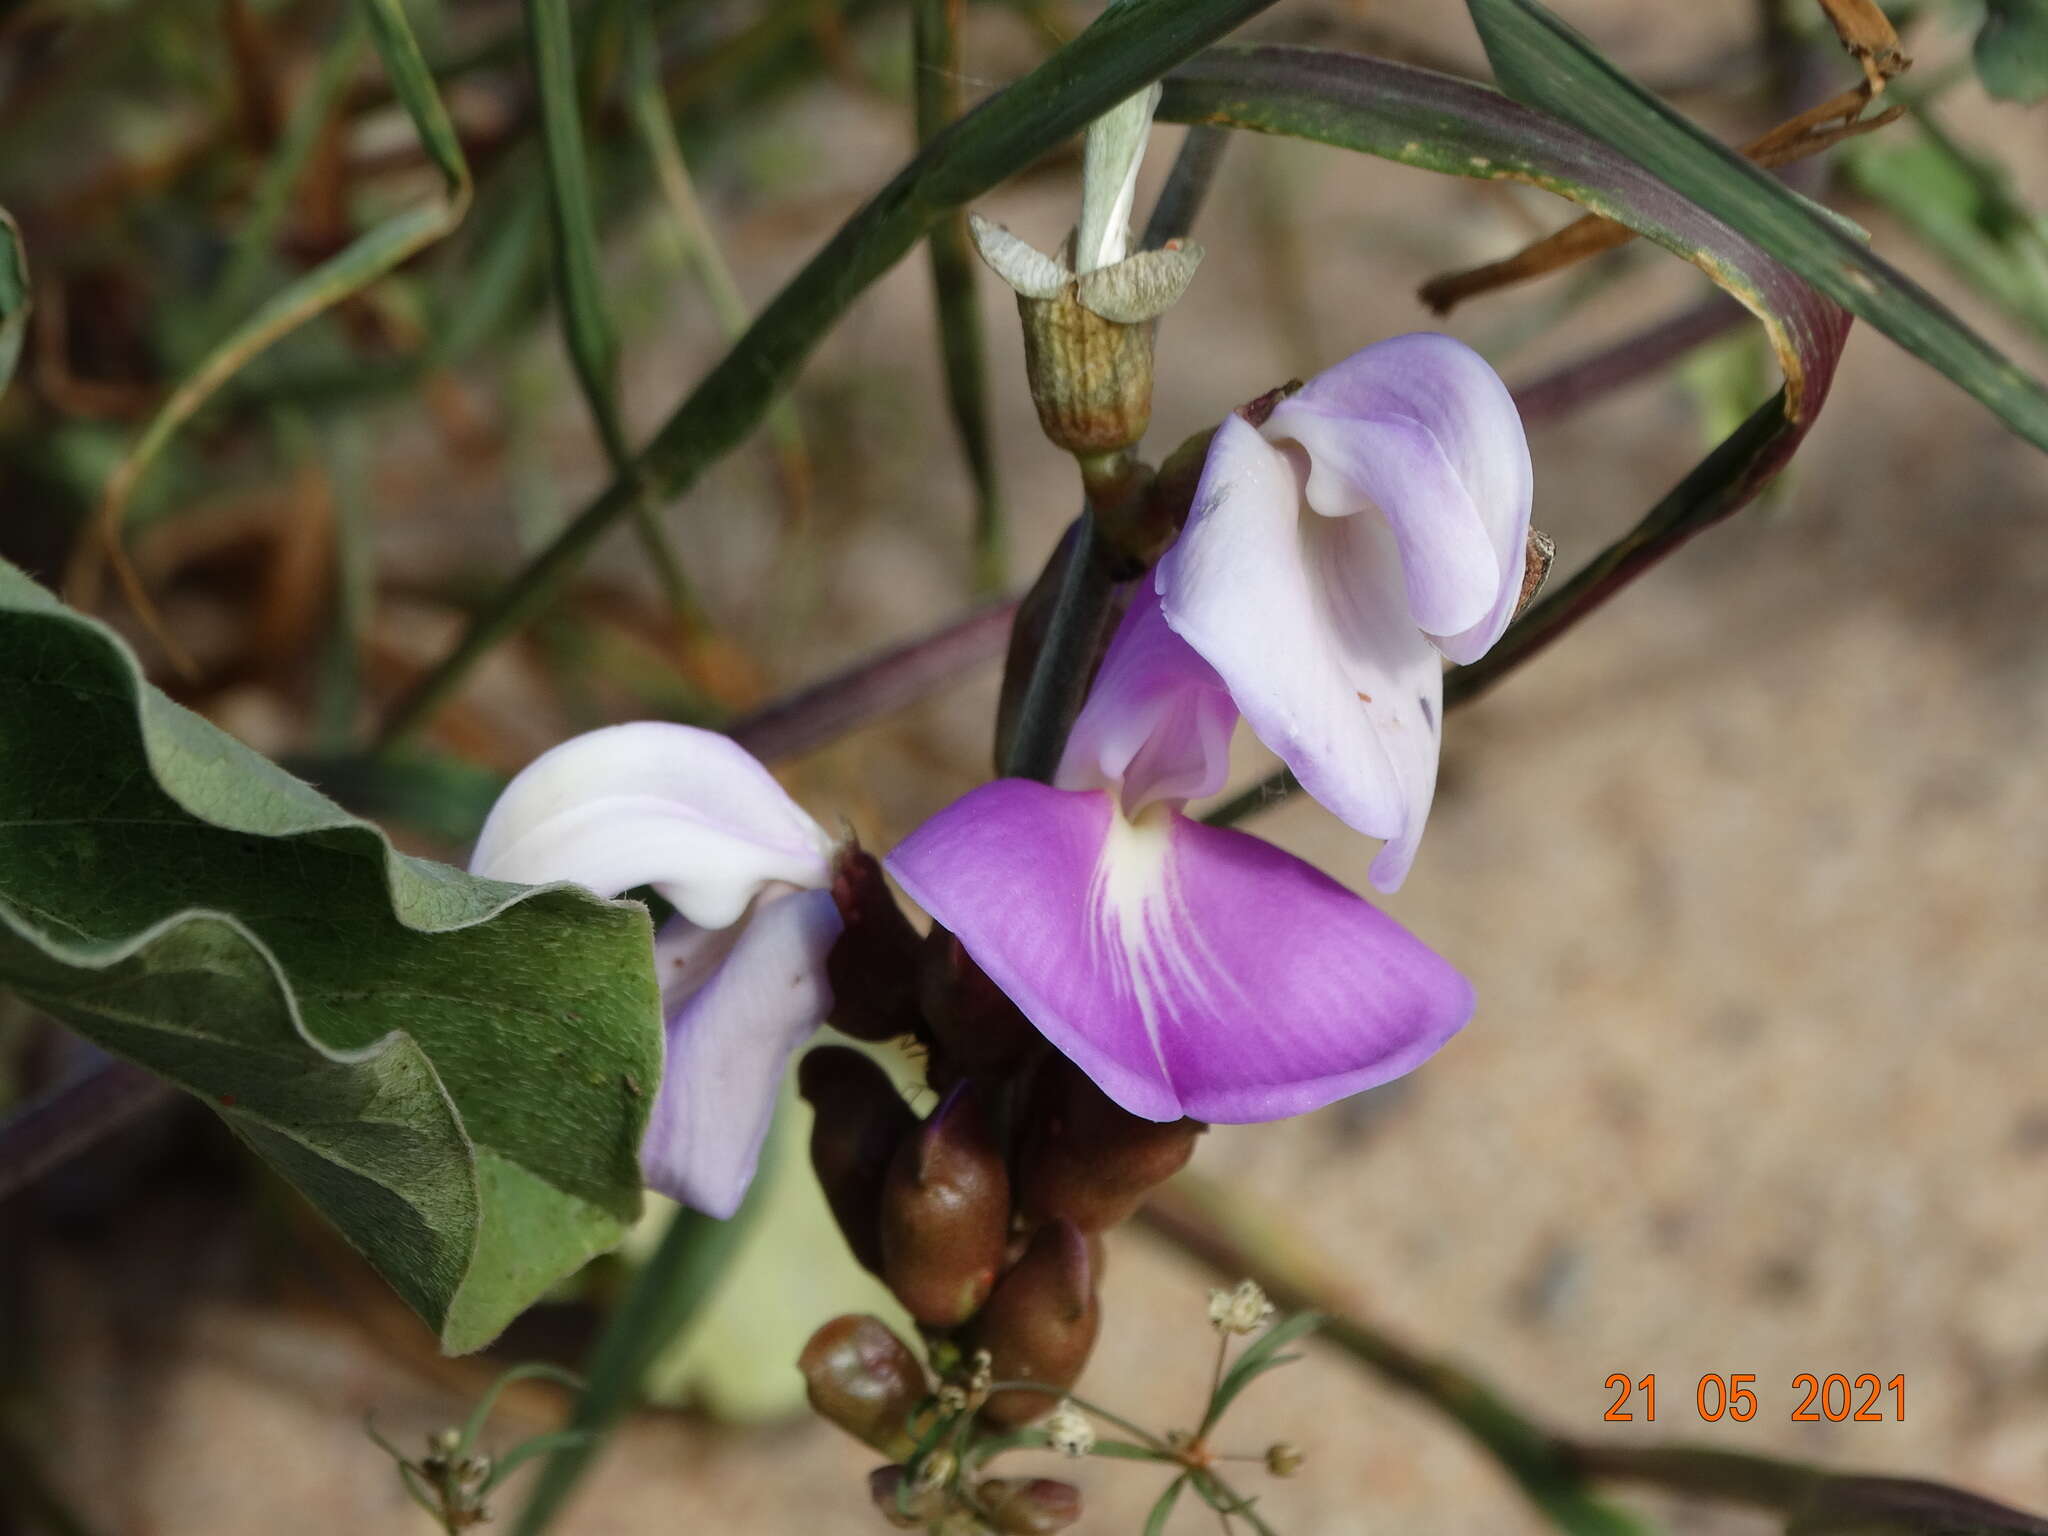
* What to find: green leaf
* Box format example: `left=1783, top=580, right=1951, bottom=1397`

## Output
left=1143, top=1474, right=1191, bottom=1536
left=1976, top=0, right=2048, bottom=104
left=1463, top=0, right=2048, bottom=454
left=0, top=561, right=660, bottom=1353
left=0, top=209, right=26, bottom=393
left=1202, top=1311, right=1324, bottom=1434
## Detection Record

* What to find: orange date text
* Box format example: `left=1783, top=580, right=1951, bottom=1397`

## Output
left=1603, top=1373, right=1905, bottom=1423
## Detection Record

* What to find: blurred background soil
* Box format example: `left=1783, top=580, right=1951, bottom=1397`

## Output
left=4, top=0, right=2047, bottom=1531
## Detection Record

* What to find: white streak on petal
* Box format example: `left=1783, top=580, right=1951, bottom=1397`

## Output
left=470, top=722, right=832, bottom=927
left=639, top=890, right=841, bottom=1218
left=886, top=780, right=1473, bottom=1125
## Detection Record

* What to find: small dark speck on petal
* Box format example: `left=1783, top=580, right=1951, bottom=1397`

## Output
left=1355, top=690, right=1373, bottom=703
left=1419, top=695, right=1437, bottom=730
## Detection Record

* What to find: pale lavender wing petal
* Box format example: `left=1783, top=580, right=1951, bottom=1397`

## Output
left=1056, top=582, right=1237, bottom=815
left=639, top=889, right=842, bottom=1217
left=1304, top=510, right=1447, bottom=893
left=886, top=781, right=1471, bottom=1124
left=1157, top=414, right=1437, bottom=890
left=1266, top=332, right=1532, bottom=663
left=469, top=721, right=832, bottom=927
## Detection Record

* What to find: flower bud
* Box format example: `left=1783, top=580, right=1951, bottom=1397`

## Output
left=918, top=927, right=1040, bottom=1081
left=976, top=1477, right=1083, bottom=1534
left=967, top=1219, right=1099, bottom=1427
left=1265, top=1442, right=1305, bottom=1478
left=968, top=214, right=1201, bottom=461
left=799, top=1315, right=929, bottom=1459
left=826, top=842, right=926, bottom=1043
left=1042, top=1400, right=1095, bottom=1458
left=800, top=1046, right=916, bottom=1276
left=1016, top=288, right=1156, bottom=458
left=867, top=1465, right=948, bottom=1530
left=1018, top=1061, right=1202, bottom=1232
left=1207, top=1279, right=1275, bottom=1337
left=880, top=1084, right=1011, bottom=1327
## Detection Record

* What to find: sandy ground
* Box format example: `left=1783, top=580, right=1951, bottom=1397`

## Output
left=9, top=0, right=2048, bottom=1531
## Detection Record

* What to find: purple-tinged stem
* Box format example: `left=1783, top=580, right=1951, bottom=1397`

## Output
left=731, top=599, right=1018, bottom=765
left=0, top=1060, right=167, bottom=1205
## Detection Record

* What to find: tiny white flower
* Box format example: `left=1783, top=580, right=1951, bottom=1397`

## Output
left=1044, top=1400, right=1096, bottom=1459
left=1208, top=1279, right=1276, bottom=1337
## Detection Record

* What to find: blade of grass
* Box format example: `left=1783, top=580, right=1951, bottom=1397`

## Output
left=523, top=0, right=699, bottom=625
left=68, top=0, right=475, bottom=671
left=1466, top=0, right=2048, bottom=454
left=1156, top=47, right=1848, bottom=425
left=511, top=1149, right=778, bottom=1535
left=200, top=14, right=367, bottom=342
left=915, top=0, right=1006, bottom=594
left=623, top=0, right=811, bottom=525
left=1838, top=110, right=2048, bottom=345
left=0, top=209, right=28, bottom=392
left=315, top=417, right=375, bottom=752
left=377, top=0, right=1286, bottom=747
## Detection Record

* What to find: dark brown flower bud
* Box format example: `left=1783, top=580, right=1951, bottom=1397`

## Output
left=1018, top=1062, right=1203, bottom=1232
left=976, top=1477, right=1083, bottom=1534
left=968, top=1219, right=1099, bottom=1427
left=799, top=1315, right=929, bottom=1458
left=880, top=1085, right=1011, bottom=1327
left=827, top=842, right=926, bottom=1043
left=800, top=1046, right=916, bottom=1275
left=918, top=928, right=1040, bottom=1081
left=867, top=1465, right=949, bottom=1529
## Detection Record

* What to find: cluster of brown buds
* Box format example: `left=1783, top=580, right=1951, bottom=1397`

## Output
left=797, top=845, right=1207, bottom=1531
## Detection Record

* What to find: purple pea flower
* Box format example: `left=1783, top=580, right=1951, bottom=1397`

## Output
left=1159, top=332, right=1533, bottom=891
left=887, top=585, right=1473, bottom=1125
left=469, top=722, right=840, bottom=1218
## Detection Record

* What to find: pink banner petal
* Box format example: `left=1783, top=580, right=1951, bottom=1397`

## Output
left=888, top=780, right=1471, bottom=1124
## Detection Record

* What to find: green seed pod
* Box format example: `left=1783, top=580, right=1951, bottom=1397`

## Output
left=880, top=1084, right=1011, bottom=1327
left=867, top=1466, right=949, bottom=1530
left=976, top=1478, right=1083, bottom=1534
left=799, top=1315, right=929, bottom=1458
left=968, top=1219, right=1099, bottom=1427
left=1018, top=1062, right=1203, bottom=1232
left=800, top=1046, right=916, bottom=1276
left=826, top=842, right=926, bottom=1043
left=918, top=927, right=1041, bottom=1082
